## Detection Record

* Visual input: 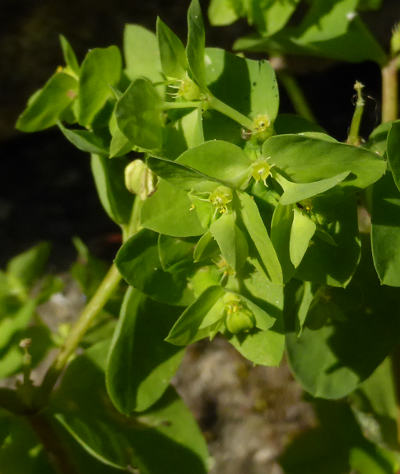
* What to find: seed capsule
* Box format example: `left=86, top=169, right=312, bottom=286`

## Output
left=125, top=160, right=157, bottom=200
left=223, top=293, right=256, bottom=334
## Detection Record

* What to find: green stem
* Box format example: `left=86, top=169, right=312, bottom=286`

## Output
left=163, top=101, right=201, bottom=110
left=37, top=264, right=122, bottom=406
left=381, top=57, right=398, bottom=123
left=277, top=70, right=316, bottom=123
left=347, top=81, right=365, bottom=146
left=122, top=197, right=142, bottom=242
left=206, top=94, right=255, bottom=131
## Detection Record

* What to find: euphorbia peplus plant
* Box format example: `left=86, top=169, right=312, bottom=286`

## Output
left=4, top=0, right=400, bottom=472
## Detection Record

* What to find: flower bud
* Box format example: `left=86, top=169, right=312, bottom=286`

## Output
left=125, top=160, right=157, bottom=200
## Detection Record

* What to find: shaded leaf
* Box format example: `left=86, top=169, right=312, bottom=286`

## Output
left=371, top=172, right=400, bottom=286
left=106, top=287, right=184, bottom=414
left=115, top=229, right=194, bottom=305
left=58, top=122, right=109, bottom=155
left=166, top=286, right=225, bottom=345
left=78, top=46, right=122, bottom=126
left=186, top=0, right=207, bottom=88
left=51, top=342, right=209, bottom=474
left=90, top=154, right=134, bottom=225
left=116, top=78, right=163, bottom=151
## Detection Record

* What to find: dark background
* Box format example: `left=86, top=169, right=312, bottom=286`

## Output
left=1, top=0, right=400, bottom=267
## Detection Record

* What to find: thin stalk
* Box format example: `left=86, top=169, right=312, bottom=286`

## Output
left=206, top=94, right=255, bottom=131
left=381, top=57, right=398, bottom=122
left=163, top=101, right=201, bottom=110
left=347, top=81, right=365, bottom=146
left=277, top=70, right=317, bottom=123
left=37, top=263, right=121, bottom=406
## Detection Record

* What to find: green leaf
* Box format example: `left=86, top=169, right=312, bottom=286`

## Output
left=387, top=120, right=400, bottom=192
left=59, top=34, right=80, bottom=76
left=360, top=358, right=398, bottom=424
left=295, top=192, right=361, bottom=287
left=0, top=409, right=120, bottom=474
left=193, top=231, right=219, bottom=263
left=208, top=0, right=244, bottom=25
left=264, top=134, right=386, bottom=190
left=180, top=108, right=204, bottom=148
left=157, top=18, right=187, bottom=79
left=366, top=121, right=392, bottom=155
left=90, top=154, right=134, bottom=225
left=290, top=209, right=316, bottom=268
left=7, top=242, right=51, bottom=289
left=158, top=235, right=195, bottom=273
left=141, top=179, right=205, bottom=237
left=147, top=156, right=217, bottom=191
left=227, top=326, right=284, bottom=366
left=58, top=122, right=109, bottom=155
left=78, top=46, right=122, bottom=126
left=177, top=140, right=253, bottom=188
left=205, top=47, right=279, bottom=122
left=248, top=0, right=301, bottom=36
left=278, top=171, right=351, bottom=205
left=271, top=206, right=316, bottom=282
left=286, top=237, right=400, bottom=399
left=51, top=342, right=209, bottom=474
left=371, top=172, right=400, bottom=286
left=124, top=24, right=163, bottom=83
left=241, top=256, right=284, bottom=321
left=235, top=0, right=387, bottom=65
left=236, top=191, right=283, bottom=284
left=115, top=229, right=194, bottom=305
left=0, top=415, right=55, bottom=474
left=106, top=288, right=184, bottom=414
left=186, top=0, right=207, bottom=89
left=0, top=299, right=36, bottom=350
left=210, top=213, right=248, bottom=271
left=351, top=358, right=399, bottom=451
left=357, top=0, right=382, bottom=10
left=109, top=106, right=132, bottom=158
left=280, top=399, right=399, bottom=474
left=116, top=78, right=163, bottom=151
left=166, top=286, right=225, bottom=345
left=16, top=72, right=78, bottom=132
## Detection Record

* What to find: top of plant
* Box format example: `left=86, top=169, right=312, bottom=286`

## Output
left=12, top=1, right=400, bottom=472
